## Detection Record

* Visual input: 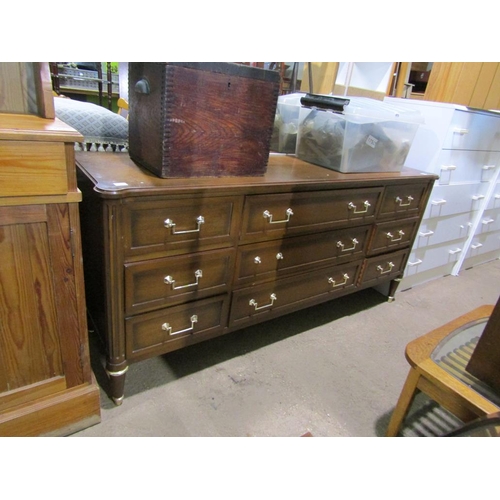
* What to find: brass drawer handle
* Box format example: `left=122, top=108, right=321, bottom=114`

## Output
left=347, top=201, right=371, bottom=214
left=377, top=262, right=394, bottom=275
left=328, top=273, right=349, bottom=288
left=164, top=269, right=203, bottom=290
left=336, top=238, right=358, bottom=252
left=395, top=195, right=414, bottom=207
left=249, top=293, right=277, bottom=311
left=164, top=215, right=205, bottom=234
left=162, top=315, right=198, bottom=336
left=263, top=208, right=293, bottom=224
left=386, top=230, right=405, bottom=242
left=276, top=252, right=284, bottom=260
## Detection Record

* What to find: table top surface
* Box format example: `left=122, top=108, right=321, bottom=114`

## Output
left=76, top=151, right=438, bottom=198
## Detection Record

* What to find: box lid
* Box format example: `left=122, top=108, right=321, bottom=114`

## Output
left=301, top=94, right=424, bottom=125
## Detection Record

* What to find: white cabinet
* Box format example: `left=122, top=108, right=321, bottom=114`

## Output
left=385, top=98, right=500, bottom=290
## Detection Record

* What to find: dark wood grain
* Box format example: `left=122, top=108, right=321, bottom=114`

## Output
left=467, top=295, right=500, bottom=391
left=128, top=63, right=280, bottom=178
left=76, top=152, right=437, bottom=403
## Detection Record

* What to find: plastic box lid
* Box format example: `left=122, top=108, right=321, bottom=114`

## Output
left=278, top=92, right=306, bottom=105
left=301, top=94, right=424, bottom=125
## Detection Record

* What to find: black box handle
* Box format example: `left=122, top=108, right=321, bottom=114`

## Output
left=300, top=94, right=350, bottom=113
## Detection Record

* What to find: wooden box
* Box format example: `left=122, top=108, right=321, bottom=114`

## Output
left=128, top=62, right=280, bottom=178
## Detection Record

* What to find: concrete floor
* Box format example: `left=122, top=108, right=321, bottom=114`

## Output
left=71, top=259, right=500, bottom=437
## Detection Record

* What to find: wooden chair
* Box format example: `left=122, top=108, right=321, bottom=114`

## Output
left=387, top=300, right=500, bottom=437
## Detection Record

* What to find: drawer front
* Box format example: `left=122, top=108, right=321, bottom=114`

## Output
left=413, top=212, right=474, bottom=249
left=123, top=195, right=242, bottom=258
left=359, top=249, right=409, bottom=286
left=235, top=225, right=371, bottom=287
left=405, top=241, right=465, bottom=275
left=476, top=208, right=500, bottom=233
left=126, top=295, right=229, bottom=360
left=368, top=217, right=420, bottom=255
left=424, top=182, right=490, bottom=219
left=467, top=230, right=500, bottom=257
left=443, top=110, right=500, bottom=151
left=0, top=141, right=68, bottom=197
left=240, top=188, right=382, bottom=242
left=229, top=260, right=363, bottom=328
left=436, top=150, right=500, bottom=185
left=486, top=185, right=500, bottom=210
left=378, top=183, right=430, bottom=219
left=124, top=248, right=235, bottom=315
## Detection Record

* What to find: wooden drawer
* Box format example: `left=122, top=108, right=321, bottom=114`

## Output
left=235, top=225, right=371, bottom=287
left=229, top=260, right=363, bottom=328
left=124, top=248, right=235, bottom=315
left=368, top=217, right=420, bottom=255
left=0, top=141, right=68, bottom=197
left=126, top=295, right=229, bottom=361
left=122, top=195, right=242, bottom=258
left=359, top=249, right=409, bottom=286
left=378, top=183, right=430, bottom=219
left=240, top=188, right=382, bottom=242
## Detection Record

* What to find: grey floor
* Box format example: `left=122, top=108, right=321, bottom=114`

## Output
left=72, top=259, right=500, bottom=437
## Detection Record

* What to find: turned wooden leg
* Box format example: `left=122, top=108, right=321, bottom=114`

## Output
left=106, top=363, right=128, bottom=406
left=386, top=368, right=421, bottom=437
left=387, top=277, right=402, bottom=302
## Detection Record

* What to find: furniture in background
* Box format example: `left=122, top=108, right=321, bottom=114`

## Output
left=384, top=98, right=500, bottom=291
left=117, top=97, right=129, bottom=120
left=0, top=62, right=100, bottom=436
left=423, top=62, right=500, bottom=109
left=386, top=298, right=500, bottom=437
left=75, top=152, right=437, bottom=404
left=49, top=62, right=118, bottom=111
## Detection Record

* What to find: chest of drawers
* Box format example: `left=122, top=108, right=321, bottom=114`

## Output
left=385, top=98, right=500, bottom=290
left=76, top=152, right=436, bottom=404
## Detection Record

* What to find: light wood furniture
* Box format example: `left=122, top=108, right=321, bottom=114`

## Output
left=117, top=97, right=129, bottom=119
left=424, top=62, right=500, bottom=109
left=75, top=152, right=437, bottom=405
left=386, top=303, right=500, bottom=437
left=0, top=112, right=101, bottom=436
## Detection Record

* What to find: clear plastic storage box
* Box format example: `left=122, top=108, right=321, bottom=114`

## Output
left=295, top=95, right=424, bottom=173
left=270, top=92, right=305, bottom=153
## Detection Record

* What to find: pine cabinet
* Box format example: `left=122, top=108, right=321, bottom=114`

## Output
left=0, top=113, right=101, bottom=436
